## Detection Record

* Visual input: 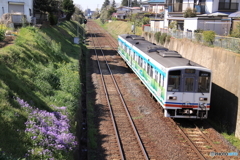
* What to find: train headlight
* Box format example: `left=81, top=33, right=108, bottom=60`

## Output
left=168, top=96, right=177, bottom=100
left=199, top=97, right=208, bottom=101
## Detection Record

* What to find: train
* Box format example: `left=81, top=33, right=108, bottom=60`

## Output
left=117, top=34, right=212, bottom=119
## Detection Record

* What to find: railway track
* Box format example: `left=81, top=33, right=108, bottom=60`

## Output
left=85, top=20, right=239, bottom=160
left=87, top=21, right=149, bottom=160
left=166, top=118, right=231, bottom=160
left=97, top=23, right=229, bottom=159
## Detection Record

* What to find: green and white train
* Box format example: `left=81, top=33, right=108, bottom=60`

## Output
left=118, top=34, right=212, bottom=119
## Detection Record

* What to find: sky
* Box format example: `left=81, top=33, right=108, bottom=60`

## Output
left=73, top=0, right=122, bottom=11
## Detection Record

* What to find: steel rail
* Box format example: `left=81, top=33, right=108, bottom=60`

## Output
left=90, top=22, right=149, bottom=160
left=176, top=123, right=206, bottom=160
left=89, top=32, right=125, bottom=160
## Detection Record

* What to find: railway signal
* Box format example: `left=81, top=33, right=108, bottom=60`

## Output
left=84, top=19, right=87, bottom=24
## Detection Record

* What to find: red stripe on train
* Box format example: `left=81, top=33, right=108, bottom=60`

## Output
left=164, top=104, right=210, bottom=108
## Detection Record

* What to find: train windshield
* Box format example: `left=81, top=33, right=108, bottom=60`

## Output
left=167, top=70, right=181, bottom=92
left=198, top=71, right=211, bottom=93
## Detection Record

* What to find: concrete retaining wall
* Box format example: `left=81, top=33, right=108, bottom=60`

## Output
left=144, top=35, right=240, bottom=137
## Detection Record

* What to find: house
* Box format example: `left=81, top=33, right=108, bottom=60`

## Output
left=0, top=0, right=33, bottom=24
left=141, top=0, right=150, bottom=12
left=166, top=0, right=239, bottom=35
left=114, top=6, right=143, bottom=19
left=142, top=0, right=239, bottom=35
left=148, top=0, right=165, bottom=13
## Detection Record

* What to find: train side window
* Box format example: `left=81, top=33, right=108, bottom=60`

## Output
left=135, top=54, right=138, bottom=62
left=159, top=73, right=162, bottom=86
left=162, top=77, right=165, bottom=87
left=147, top=63, right=150, bottom=75
left=127, top=48, right=130, bottom=54
left=155, top=70, right=158, bottom=82
left=139, top=57, right=142, bottom=67
left=198, top=71, right=211, bottom=93
left=150, top=66, right=153, bottom=78
left=168, top=70, right=181, bottom=92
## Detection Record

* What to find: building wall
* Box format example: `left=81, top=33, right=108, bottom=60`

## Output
left=152, top=5, right=164, bottom=13
left=205, top=0, right=214, bottom=14
left=164, top=9, right=168, bottom=28
left=184, top=18, right=198, bottom=31
left=182, top=0, right=195, bottom=11
left=212, top=0, right=220, bottom=13
left=0, top=0, right=33, bottom=23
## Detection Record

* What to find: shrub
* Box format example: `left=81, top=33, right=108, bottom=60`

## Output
left=144, top=31, right=148, bottom=37
left=202, top=30, right=215, bottom=45
left=160, top=33, right=167, bottom=45
left=183, top=7, right=196, bottom=18
left=230, top=22, right=240, bottom=38
left=111, top=17, right=117, bottom=21
left=169, top=21, right=177, bottom=30
left=149, top=32, right=152, bottom=39
left=0, top=24, right=7, bottom=41
left=166, top=35, right=171, bottom=43
left=142, top=17, right=150, bottom=25
left=49, top=13, right=58, bottom=25
left=194, top=33, right=202, bottom=42
left=154, top=31, right=161, bottom=43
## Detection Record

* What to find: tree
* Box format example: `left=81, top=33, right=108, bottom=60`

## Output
left=92, top=8, right=100, bottom=19
left=111, top=0, right=116, bottom=8
left=62, top=0, right=75, bottom=21
left=132, top=0, right=139, bottom=7
left=33, top=0, right=58, bottom=16
left=101, top=0, right=110, bottom=11
left=121, top=0, right=128, bottom=6
left=183, top=7, right=196, bottom=18
left=107, top=7, right=117, bottom=19
left=72, top=4, right=84, bottom=23
left=100, top=9, right=108, bottom=24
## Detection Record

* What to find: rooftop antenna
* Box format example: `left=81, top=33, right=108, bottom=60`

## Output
left=187, top=60, right=192, bottom=66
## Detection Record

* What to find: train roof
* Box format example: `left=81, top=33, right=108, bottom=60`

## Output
left=119, top=34, right=206, bottom=69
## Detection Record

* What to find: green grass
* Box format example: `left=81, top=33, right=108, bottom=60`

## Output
left=222, top=133, right=240, bottom=150
left=0, top=21, right=84, bottom=159
left=95, top=19, right=143, bottom=40
left=207, top=119, right=240, bottom=150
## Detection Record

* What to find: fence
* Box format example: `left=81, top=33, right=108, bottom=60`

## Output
left=143, top=26, right=240, bottom=53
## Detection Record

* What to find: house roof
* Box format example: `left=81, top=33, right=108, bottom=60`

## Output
left=229, top=11, right=240, bottom=18
left=148, top=0, right=165, bottom=3
left=199, top=12, right=232, bottom=17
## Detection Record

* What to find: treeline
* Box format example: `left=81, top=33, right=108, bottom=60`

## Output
left=33, top=0, right=85, bottom=25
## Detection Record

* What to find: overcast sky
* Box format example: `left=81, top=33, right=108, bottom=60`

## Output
left=73, top=0, right=122, bottom=11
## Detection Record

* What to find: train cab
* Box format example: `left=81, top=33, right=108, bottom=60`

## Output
left=165, top=68, right=211, bottom=119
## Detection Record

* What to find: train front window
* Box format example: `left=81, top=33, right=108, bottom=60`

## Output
left=184, top=78, right=194, bottom=92
left=198, top=71, right=211, bottom=93
left=168, top=71, right=181, bottom=92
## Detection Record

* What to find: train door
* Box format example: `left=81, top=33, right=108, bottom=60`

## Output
left=182, top=76, right=196, bottom=107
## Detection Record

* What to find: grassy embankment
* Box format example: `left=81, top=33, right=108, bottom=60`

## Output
left=0, top=21, right=85, bottom=159
left=95, top=19, right=143, bottom=39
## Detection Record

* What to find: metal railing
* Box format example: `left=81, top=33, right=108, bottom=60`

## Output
left=143, top=26, right=240, bottom=53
